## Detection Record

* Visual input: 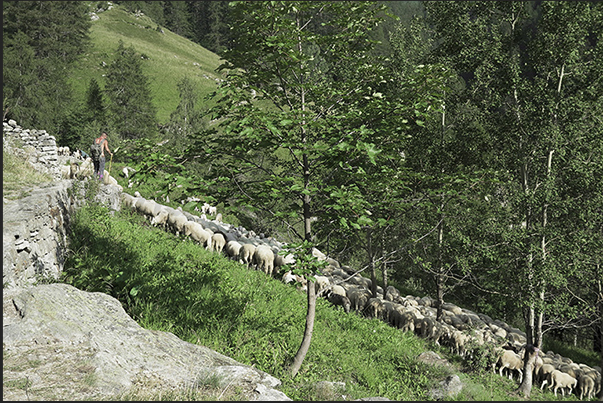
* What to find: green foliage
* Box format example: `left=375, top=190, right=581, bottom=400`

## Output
left=60, top=204, right=584, bottom=401
left=2, top=1, right=91, bottom=131
left=104, top=40, right=158, bottom=139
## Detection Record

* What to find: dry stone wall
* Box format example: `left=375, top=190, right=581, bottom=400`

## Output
left=3, top=120, right=122, bottom=288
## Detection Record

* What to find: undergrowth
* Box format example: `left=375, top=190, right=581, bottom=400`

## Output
left=60, top=205, right=590, bottom=401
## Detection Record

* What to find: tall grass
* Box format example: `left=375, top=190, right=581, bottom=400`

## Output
left=59, top=204, right=586, bottom=401
left=2, top=150, right=53, bottom=200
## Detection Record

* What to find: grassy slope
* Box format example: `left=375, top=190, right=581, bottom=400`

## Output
left=69, top=5, right=223, bottom=123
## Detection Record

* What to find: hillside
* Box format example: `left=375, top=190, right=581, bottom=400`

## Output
left=68, top=4, right=223, bottom=123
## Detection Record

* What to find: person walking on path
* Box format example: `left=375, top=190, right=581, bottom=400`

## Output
left=92, top=132, right=113, bottom=180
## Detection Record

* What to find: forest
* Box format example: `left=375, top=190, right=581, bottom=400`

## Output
left=3, top=0, right=602, bottom=384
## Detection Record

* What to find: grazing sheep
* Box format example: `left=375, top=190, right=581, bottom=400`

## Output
left=381, top=300, right=398, bottom=324
left=167, top=210, right=188, bottom=236
left=389, top=308, right=415, bottom=333
left=183, top=221, right=212, bottom=248
left=76, top=158, right=94, bottom=179
left=538, top=363, right=557, bottom=389
left=385, top=285, right=402, bottom=303
left=495, top=349, right=524, bottom=383
left=542, top=369, right=578, bottom=397
left=253, top=244, right=275, bottom=276
left=364, top=297, right=385, bottom=320
left=239, top=243, right=257, bottom=269
left=346, top=286, right=372, bottom=313
left=314, top=275, right=331, bottom=297
left=224, top=240, right=243, bottom=262
left=274, top=251, right=295, bottom=273
left=209, top=232, right=227, bottom=253
left=151, top=208, right=169, bottom=229
left=326, top=285, right=351, bottom=313
left=578, top=372, right=597, bottom=400
left=282, top=270, right=308, bottom=292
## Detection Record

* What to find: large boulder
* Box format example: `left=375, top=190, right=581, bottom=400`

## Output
left=3, top=283, right=290, bottom=401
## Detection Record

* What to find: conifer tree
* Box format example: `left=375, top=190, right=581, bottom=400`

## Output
left=104, top=40, right=157, bottom=139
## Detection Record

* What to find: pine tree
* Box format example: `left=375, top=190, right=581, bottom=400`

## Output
left=104, top=40, right=157, bottom=139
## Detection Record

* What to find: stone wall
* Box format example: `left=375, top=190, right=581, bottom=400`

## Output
left=3, top=120, right=122, bottom=288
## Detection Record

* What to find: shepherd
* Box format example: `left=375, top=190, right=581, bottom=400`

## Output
left=90, top=132, right=113, bottom=181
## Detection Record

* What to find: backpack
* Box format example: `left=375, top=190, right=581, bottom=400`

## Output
left=90, top=139, right=103, bottom=161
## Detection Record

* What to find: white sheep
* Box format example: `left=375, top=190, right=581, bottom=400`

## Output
left=494, top=349, right=524, bottom=383
left=274, top=251, right=295, bottom=273
left=76, top=158, right=94, bottom=179
left=239, top=243, right=256, bottom=269
left=542, top=369, right=578, bottom=397
left=183, top=221, right=212, bottom=248
left=346, top=286, right=372, bottom=313
left=578, top=371, right=597, bottom=400
left=224, top=240, right=243, bottom=262
left=151, top=209, right=169, bottom=229
left=314, top=275, right=331, bottom=297
left=208, top=232, right=227, bottom=253
left=167, top=209, right=188, bottom=236
left=253, top=244, right=275, bottom=276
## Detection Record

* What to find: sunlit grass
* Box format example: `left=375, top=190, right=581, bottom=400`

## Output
left=60, top=204, right=597, bottom=401
left=2, top=150, right=53, bottom=200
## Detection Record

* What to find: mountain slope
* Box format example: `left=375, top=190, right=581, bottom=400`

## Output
left=69, top=4, right=223, bottom=123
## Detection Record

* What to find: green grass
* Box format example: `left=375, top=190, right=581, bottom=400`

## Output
left=59, top=204, right=594, bottom=401
left=2, top=150, right=53, bottom=200
left=69, top=4, right=223, bottom=123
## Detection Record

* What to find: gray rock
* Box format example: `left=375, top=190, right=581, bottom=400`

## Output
left=429, top=374, right=463, bottom=400
left=3, top=283, right=290, bottom=401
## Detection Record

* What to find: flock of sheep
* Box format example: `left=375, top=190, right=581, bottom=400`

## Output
left=117, top=188, right=602, bottom=400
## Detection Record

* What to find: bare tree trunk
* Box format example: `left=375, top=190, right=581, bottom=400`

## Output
left=435, top=210, right=444, bottom=321
left=367, top=228, right=377, bottom=297
left=517, top=345, right=539, bottom=397
left=289, top=279, right=317, bottom=378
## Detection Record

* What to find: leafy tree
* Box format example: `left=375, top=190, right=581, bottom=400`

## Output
left=164, top=76, right=205, bottom=152
left=197, top=1, right=446, bottom=377
left=104, top=40, right=158, bottom=140
left=423, top=1, right=602, bottom=396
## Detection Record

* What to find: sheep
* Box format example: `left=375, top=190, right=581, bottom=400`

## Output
left=76, top=158, right=94, bottom=179
left=314, top=275, right=331, bottom=297
left=60, top=164, right=72, bottom=179
left=346, top=286, right=372, bottom=313
left=239, top=243, right=257, bottom=269
left=381, top=300, right=398, bottom=324
left=389, top=308, right=415, bottom=333
left=384, top=285, right=402, bottom=303
left=209, top=232, right=227, bottom=253
left=364, top=297, right=385, bottom=320
left=151, top=208, right=169, bottom=229
left=326, top=285, right=351, bottom=313
left=542, top=369, right=578, bottom=397
left=538, top=363, right=557, bottom=390
left=253, top=244, right=275, bottom=276
left=167, top=209, right=188, bottom=236
left=494, top=349, right=524, bottom=383
left=183, top=221, right=212, bottom=248
left=578, top=371, right=597, bottom=400
left=282, top=270, right=308, bottom=292
left=430, top=321, right=453, bottom=347
left=224, top=240, right=243, bottom=262
left=274, top=251, right=295, bottom=273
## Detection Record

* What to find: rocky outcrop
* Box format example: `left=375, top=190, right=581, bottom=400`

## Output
left=3, top=120, right=291, bottom=401
left=3, top=283, right=290, bottom=401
